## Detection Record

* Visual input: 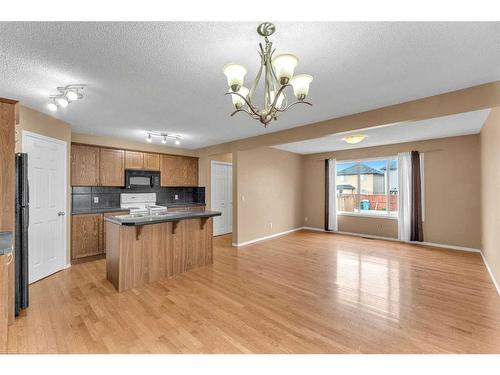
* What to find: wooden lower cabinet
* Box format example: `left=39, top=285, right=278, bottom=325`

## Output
left=72, top=211, right=130, bottom=263
left=71, top=214, right=103, bottom=261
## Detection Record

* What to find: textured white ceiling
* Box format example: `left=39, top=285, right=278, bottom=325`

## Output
left=273, top=109, right=491, bottom=154
left=0, top=22, right=499, bottom=149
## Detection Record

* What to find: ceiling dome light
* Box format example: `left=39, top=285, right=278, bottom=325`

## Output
left=56, top=97, right=69, bottom=108
left=146, top=133, right=152, bottom=143
left=223, top=63, right=247, bottom=92
left=175, top=137, right=181, bottom=145
left=65, top=89, right=79, bottom=101
left=343, top=135, right=366, bottom=144
left=47, top=102, right=58, bottom=112
left=161, top=136, right=167, bottom=144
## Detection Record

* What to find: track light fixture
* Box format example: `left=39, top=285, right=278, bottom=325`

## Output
left=47, top=84, right=85, bottom=112
left=146, top=132, right=182, bottom=146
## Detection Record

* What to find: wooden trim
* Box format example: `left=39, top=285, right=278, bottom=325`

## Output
left=0, top=97, right=18, bottom=104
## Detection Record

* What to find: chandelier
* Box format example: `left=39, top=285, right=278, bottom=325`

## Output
left=223, top=22, right=313, bottom=127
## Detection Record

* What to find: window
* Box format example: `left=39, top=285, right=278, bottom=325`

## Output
left=336, top=157, right=398, bottom=217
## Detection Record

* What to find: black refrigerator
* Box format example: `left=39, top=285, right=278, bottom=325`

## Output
left=15, top=153, right=29, bottom=316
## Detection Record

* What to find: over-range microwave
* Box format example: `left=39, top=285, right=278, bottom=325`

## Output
left=125, top=170, right=161, bottom=189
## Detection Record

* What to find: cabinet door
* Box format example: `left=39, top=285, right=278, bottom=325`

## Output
left=143, top=153, right=160, bottom=171
left=125, top=151, right=143, bottom=170
left=100, top=148, right=125, bottom=186
left=160, top=155, right=182, bottom=186
left=71, top=214, right=103, bottom=260
left=71, top=144, right=100, bottom=186
left=184, top=158, right=199, bottom=186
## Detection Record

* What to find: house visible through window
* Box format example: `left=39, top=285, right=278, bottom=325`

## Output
left=336, top=158, right=398, bottom=217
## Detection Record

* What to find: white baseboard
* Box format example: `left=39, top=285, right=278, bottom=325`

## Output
left=301, top=226, right=481, bottom=252
left=232, top=227, right=303, bottom=247
left=480, top=252, right=500, bottom=296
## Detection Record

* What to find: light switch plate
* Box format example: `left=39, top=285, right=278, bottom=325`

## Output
left=174, top=194, right=179, bottom=200
left=93, top=197, right=99, bottom=203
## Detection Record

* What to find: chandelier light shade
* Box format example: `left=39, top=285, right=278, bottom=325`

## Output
left=223, top=64, right=248, bottom=92
left=224, top=22, right=313, bottom=127
left=230, top=86, right=249, bottom=108
left=290, top=74, right=314, bottom=100
left=272, top=54, right=299, bottom=84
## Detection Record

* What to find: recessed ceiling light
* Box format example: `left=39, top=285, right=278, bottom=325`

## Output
left=146, top=133, right=152, bottom=143
left=343, top=135, right=366, bottom=144
left=47, top=102, right=58, bottom=112
left=161, top=136, right=167, bottom=144
left=175, top=137, right=181, bottom=145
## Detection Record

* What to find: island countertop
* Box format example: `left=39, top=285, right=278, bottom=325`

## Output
left=104, top=210, right=221, bottom=226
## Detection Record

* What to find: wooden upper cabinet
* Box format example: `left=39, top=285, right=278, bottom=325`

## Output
left=71, top=144, right=100, bottom=186
left=143, top=153, right=160, bottom=171
left=160, top=155, right=198, bottom=187
left=160, top=155, right=182, bottom=186
left=185, top=158, right=199, bottom=186
left=125, top=151, right=143, bottom=170
left=100, top=148, right=124, bottom=186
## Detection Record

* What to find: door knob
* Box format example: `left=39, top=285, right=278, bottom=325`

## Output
left=58, top=211, right=65, bottom=216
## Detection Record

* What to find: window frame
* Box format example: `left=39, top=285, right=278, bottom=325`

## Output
left=336, top=156, right=398, bottom=219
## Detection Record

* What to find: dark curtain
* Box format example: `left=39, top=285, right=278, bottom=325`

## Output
left=324, top=159, right=330, bottom=231
left=410, top=151, right=424, bottom=241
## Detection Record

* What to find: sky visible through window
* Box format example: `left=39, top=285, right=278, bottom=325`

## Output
left=336, top=160, right=388, bottom=172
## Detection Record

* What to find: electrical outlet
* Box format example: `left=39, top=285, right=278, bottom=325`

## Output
left=269, top=222, right=273, bottom=229
left=93, top=196, right=99, bottom=204
left=241, top=194, right=245, bottom=201
left=174, top=194, right=179, bottom=200
left=304, top=217, right=308, bottom=222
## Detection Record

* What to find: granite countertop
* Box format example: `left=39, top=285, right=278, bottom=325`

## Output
left=0, top=231, right=14, bottom=255
left=72, top=202, right=206, bottom=215
left=72, top=207, right=130, bottom=215
left=105, top=210, right=221, bottom=226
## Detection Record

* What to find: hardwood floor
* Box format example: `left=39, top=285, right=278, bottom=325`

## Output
left=6, top=230, right=500, bottom=353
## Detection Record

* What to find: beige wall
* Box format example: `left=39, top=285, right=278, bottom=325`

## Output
left=16, top=106, right=73, bottom=263
left=236, top=147, right=303, bottom=244
left=480, top=107, right=500, bottom=285
left=303, top=135, right=482, bottom=249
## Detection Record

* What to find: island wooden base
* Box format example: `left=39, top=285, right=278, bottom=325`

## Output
left=106, top=218, right=213, bottom=292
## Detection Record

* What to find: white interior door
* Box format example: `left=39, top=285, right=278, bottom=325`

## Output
left=211, top=162, right=233, bottom=236
left=22, top=131, right=67, bottom=284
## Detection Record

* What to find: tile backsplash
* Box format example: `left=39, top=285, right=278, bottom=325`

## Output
left=72, top=186, right=205, bottom=212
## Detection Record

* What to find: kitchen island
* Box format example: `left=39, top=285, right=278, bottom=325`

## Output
left=105, top=210, right=221, bottom=292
